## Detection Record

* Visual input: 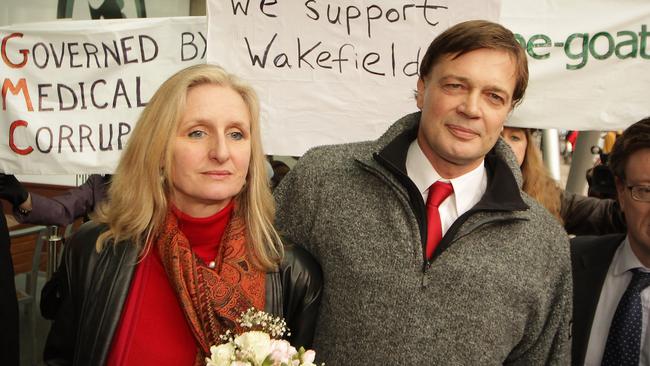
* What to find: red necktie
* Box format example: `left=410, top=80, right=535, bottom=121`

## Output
left=425, top=181, right=454, bottom=260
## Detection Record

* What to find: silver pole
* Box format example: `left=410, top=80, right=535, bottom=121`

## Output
left=565, top=131, right=602, bottom=194
left=541, top=129, right=562, bottom=182
left=46, top=226, right=63, bottom=279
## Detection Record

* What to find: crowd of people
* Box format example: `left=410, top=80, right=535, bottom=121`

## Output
left=0, top=19, right=648, bottom=366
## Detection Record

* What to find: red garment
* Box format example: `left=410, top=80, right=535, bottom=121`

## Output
left=425, top=182, right=454, bottom=260
left=106, top=202, right=234, bottom=366
left=156, top=203, right=266, bottom=360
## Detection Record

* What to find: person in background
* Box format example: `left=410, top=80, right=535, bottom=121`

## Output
left=0, top=211, right=19, bottom=366
left=501, top=127, right=626, bottom=235
left=0, top=174, right=111, bottom=319
left=0, top=174, right=110, bottom=227
left=275, top=20, right=571, bottom=364
left=571, top=117, right=650, bottom=365
left=44, top=64, right=322, bottom=365
left=268, top=156, right=291, bottom=190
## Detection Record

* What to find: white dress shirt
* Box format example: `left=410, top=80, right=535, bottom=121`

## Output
left=584, top=237, right=650, bottom=366
left=405, top=139, right=487, bottom=236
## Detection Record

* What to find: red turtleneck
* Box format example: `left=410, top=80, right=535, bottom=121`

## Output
left=106, top=201, right=234, bottom=366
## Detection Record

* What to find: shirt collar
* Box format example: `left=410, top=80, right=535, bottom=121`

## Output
left=612, top=236, right=650, bottom=276
left=406, top=139, right=487, bottom=212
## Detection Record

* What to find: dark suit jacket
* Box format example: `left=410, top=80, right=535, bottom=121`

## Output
left=0, top=210, right=19, bottom=366
left=570, top=233, right=626, bottom=366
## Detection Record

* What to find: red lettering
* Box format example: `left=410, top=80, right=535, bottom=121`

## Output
left=1, top=33, right=28, bottom=68
left=9, top=120, right=33, bottom=155
left=2, top=78, right=33, bottom=111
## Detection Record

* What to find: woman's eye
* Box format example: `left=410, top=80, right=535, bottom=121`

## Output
left=510, top=135, right=521, bottom=142
left=188, top=130, right=206, bottom=138
left=228, top=131, right=244, bottom=140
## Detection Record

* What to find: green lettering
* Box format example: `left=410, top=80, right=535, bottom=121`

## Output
left=639, top=24, right=650, bottom=59
left=513, top=33, right=526, bottom=49
left=527, top=34, right=551, bottom=60
left=589, top=32, right=614, bottom=60
left=615, top=31, right=638, bottom=59
left=565, top=33, right=589, bottom=70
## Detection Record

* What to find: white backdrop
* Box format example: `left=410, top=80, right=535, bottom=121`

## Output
left=502, top=0, right=650, bottom=131
left=1, top=1, right=649, bottom=173
left=208, top=0, right=650, bottom=156
left=207, top=0, right=501, bottom=156
left=0, top=17, right=206, bottom=174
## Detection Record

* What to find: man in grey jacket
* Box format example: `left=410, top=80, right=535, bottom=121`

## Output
left=274, top=20, right=571, bottom=364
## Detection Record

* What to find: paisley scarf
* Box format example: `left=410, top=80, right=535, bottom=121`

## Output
left=155, top=208, right=266, bottom=363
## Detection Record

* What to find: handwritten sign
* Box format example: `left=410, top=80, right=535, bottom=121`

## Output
left=0, top=16, right=206, bottom=174
left=207, top=0, right=500, bottom=156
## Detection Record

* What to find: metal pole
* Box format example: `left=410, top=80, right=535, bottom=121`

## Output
left=46, top=226, right=63, bottom=279
left=541, top=129, right=562, bottom=182
left=565, top=131, right=602, bottom=194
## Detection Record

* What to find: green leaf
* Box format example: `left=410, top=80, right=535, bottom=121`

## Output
left=261, top=355, right=274, bottom=366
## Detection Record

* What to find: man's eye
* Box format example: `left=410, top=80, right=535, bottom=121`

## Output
left=489, top=93, right=504, bottom=104
left=188, top=130, right=206, bottom=138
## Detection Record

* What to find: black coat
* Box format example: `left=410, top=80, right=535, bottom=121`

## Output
left=43, top=221, right=323, bottom=366
left=0, top=212, right=19, bottom=366
left=570, top=233, right=625, bottom=366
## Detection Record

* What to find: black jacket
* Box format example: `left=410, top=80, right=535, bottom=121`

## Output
left=570, top=233, right=625, bottom=366
left=43, top=221, right=323, bottom=366
left=0, top=211, right=19, bottom=366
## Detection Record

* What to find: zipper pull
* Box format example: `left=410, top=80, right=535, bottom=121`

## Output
left=421, top=261, right=431, bottom=288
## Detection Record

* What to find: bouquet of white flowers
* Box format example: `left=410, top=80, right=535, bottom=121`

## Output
left=205, top=308, right=322, bottom=366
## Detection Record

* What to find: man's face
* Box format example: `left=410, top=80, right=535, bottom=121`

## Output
left=416, top=48, right=517, bottom=177
left=616, top=148, right=650, bottom=265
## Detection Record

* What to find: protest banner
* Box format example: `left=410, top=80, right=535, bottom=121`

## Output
left=207, top=0, right=500, bottom=156
left=502, top=0, right=650, bottom=131
left=208, top=0, right=650, bottom=156
left=0, top=16, right=206, bottom=174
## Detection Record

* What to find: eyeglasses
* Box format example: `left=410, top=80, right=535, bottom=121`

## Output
left=626, top=185, right=650, bottom=202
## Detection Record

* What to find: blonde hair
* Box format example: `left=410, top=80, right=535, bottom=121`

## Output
left=519, top=128, right=564, bottom=224
left=94, top=64, right=283, bottom=270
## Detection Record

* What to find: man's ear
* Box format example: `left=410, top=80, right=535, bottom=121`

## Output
left=416, top=78, right=426, bottom=110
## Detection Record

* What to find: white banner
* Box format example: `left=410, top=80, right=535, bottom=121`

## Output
left=502, top=0, right=650, bottom=131
left=207, top=0, right=500, bottom=156
left=0, top=16, right=206, bottom=174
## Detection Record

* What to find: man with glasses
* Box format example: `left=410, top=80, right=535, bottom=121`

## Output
left=572, top=117, right=650, bottom=366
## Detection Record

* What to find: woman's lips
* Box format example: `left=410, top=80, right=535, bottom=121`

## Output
left=202, top=170, right=231, bottom=179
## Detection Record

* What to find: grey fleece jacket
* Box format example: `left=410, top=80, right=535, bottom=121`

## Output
left=274, top=112, right=572, bottom=365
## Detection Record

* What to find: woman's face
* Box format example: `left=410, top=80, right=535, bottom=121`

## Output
left=170, top=83, right=251, bottom=217
left=501, top=127, right=528, bottom=167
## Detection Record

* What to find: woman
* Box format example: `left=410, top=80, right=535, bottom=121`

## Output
left=501, top=127, right=625, bottom=235
left=43, top=64, right=322, bottom=365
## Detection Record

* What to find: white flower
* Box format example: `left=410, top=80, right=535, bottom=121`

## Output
left=268, top=339, right=297, bottom=365
left=301, top=350, right=316, bottom=364
left=234, top=331, right=271, bottom=365
left=206, top=343, right=235, bottom=366
left=231, top=362, right=253, bottom=366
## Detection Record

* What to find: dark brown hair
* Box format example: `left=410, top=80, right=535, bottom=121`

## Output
left=419, top=19, right=529, bottom=106
left=608, top=117, right=650, bottom=181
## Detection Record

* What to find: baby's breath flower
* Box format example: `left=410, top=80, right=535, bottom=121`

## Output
left=237, top=308, right=289, bottom=339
